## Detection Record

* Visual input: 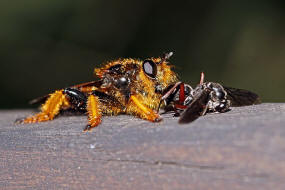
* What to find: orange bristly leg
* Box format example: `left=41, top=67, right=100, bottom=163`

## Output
left=85, top=94, right=102, bottom=131
left=129, top=95, right=162, bottom=122
left=21, top=90, right=69, bottom=123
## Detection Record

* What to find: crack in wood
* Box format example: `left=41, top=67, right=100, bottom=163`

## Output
left=96, top=158, right=226, bottom=170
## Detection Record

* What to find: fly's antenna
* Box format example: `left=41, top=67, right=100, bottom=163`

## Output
left=159, top=51, right=173, bottom=64
left=164, top=51, right=173, bottom=60
left=199, top=72, right=205, bottom=85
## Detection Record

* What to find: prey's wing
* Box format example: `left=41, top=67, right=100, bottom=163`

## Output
left=179, top=89, right=210, bottom=124
left=29, top=80, right=103, bottom=105
left=223, top=86, right=261, bottom=107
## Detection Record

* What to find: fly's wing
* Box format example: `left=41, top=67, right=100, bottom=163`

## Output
left=29, top=94, right=50, bottom=105
left=29, top=80, right=103, bottom=105
left=179, top=89, right=210, bottom=124
left=223, top=86, right=261, bottom=107
left=71, top=80, right=103, bottom=89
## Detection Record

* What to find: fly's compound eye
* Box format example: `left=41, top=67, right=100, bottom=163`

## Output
left=143, top=60, right=157, bottom=79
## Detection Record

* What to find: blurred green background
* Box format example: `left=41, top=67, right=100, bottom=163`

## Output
left=1, top=0, right=285, bottom=108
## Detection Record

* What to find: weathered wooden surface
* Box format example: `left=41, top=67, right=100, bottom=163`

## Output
left=1, top=103, right=285, bottom=190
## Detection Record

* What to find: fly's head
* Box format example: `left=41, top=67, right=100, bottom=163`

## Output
left=138, top=52, right=178, bottom=97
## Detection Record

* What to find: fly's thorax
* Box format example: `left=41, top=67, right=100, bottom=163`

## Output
left=98, top=60, right=138, bottom=87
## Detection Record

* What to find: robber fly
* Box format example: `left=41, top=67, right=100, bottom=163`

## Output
left=16, top=52, right=178, bottom=131
left=158, top=72, right=261, bottom=123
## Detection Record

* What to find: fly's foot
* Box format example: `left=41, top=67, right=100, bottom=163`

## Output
left=16, top=113, right=52, bottom=124
left=154, top=115, right=162, bottom=122
left=83, top=125, right=92, bottom=132
left=15, top=117, right=27, bottom=124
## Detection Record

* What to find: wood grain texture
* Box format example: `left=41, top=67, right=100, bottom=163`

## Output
left=1, top=103, right=285, bottom=190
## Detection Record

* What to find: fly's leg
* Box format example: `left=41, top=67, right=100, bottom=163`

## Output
left=128, top=95, right=162, bottom=122
left=17, top=88, right=88, bottom=124
left=18, top=90, right=70, bottom=123
left=84, top=94, right=102, bottom=131
left=63, top=88, right=87, bottom=112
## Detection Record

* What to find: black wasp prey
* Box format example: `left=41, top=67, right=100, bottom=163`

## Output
left=158, top=72, right=261, bottom=123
